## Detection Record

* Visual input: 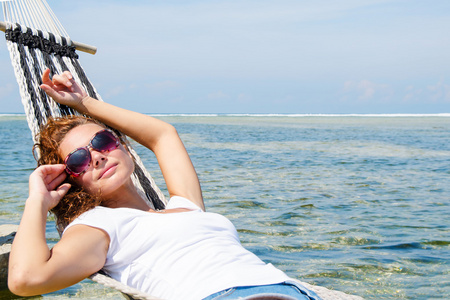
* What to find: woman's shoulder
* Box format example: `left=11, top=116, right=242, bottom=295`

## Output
left=166, top=196, right=203, bottom=212
left=63, top=206, right=128, bottom=235
left=74, top=205, right=113, bottom=219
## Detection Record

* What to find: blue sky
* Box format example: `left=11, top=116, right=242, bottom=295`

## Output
left=1, top=0, right=450, bottom=114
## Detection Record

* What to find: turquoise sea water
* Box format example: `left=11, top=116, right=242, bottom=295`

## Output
left=0, top=114, right=449, bottom=299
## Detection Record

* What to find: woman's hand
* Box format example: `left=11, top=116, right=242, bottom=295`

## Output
left=28, top=164, right=71, bottom=211
left=9, top=164, right=107, bottom=296
left=40, top=68, right=88, bottom=110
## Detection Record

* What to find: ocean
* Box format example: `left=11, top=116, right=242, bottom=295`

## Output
left=0, top=114, right=449, bottom=299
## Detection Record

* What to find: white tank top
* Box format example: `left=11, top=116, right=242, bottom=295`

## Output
left=64, top=196, right=290, bottom=300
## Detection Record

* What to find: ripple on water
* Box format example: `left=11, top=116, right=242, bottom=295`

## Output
left=2, top=116, right=449, bottom=299
left=332, top=236, right=382, bottom=246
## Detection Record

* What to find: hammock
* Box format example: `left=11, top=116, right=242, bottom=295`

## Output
left=1, top=1, right=363, bottom=299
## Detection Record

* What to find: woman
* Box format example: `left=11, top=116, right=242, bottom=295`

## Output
left=8, top=69, right=320, bottom=300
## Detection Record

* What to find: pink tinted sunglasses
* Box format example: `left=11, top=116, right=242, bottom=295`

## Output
left=64, top=129, right=120, bottom=176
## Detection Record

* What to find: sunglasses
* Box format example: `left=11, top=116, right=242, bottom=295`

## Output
left=64, top=129, right=120, bottom=177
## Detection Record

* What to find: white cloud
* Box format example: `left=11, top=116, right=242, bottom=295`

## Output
left=427, top=80, right=450, bottom=103
left=403, top=80, right=450, bottom=103
left=403, top=85, right=423, bottom=102
left=342, top=80, right=392, bottom=102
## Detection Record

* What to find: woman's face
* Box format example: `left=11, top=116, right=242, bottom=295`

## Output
left=59, top=123, right=135, bottom=199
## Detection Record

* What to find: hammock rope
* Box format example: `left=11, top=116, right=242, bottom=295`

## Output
left=4, top=22, right=166, bottom=211
left=2, top=0, right=68, bottom=37
left=1, top=1, right=364, bottom=299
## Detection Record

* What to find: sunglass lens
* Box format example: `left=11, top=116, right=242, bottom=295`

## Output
left=91, top=130, right=119, bottom=152
left=66, top=148, right=91, bottom=175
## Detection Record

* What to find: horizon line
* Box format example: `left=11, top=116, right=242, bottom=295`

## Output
left=1, top=113, right=450, bottom=118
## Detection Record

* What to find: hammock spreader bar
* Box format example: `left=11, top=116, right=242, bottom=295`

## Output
left=0, top=20, right=97, bottom=54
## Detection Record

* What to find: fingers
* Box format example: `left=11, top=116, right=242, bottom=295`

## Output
left=29, top=165, right=71, bottom=209
left=34, top=164, right=67, bottom=187
left=40, top=68, right=74, bottom=91
left=37, top=164, right=66, bottom=176
left=39, top=84, right=60, bottom=100
left=41, top=68, right=52, bottom=85
left=52, top=74, right=73, bottom=91
left=40, top=69, right=88, bottom=109
left=46, top=167, right=68, bottom=192
left=62, top=71, right=73, bottom=81
left=55, top=183, right=71, bottom=199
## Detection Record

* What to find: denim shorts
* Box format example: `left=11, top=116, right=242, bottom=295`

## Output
left=202, top=281, right=321, bottom=300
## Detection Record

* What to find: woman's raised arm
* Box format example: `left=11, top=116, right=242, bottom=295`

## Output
left=40, top=69, right=204, bottom=210
left=8, top=165, right=109, bottom=296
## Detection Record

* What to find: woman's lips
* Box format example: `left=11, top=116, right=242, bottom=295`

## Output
left=99, top=164, right=118, bottom=179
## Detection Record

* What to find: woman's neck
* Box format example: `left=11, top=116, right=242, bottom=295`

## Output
left=101, top=180, right=153, bottom=211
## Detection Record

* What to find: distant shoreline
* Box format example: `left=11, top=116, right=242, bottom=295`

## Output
left=1, top=113, right=450, bottom=118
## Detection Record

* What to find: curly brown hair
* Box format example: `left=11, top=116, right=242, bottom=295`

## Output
left=34, top=115, right=109, bottom=233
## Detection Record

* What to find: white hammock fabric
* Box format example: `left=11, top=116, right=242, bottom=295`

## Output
left=2, top=1, right=364, bottom=299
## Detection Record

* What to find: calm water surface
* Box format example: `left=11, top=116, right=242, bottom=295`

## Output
left=0, top=115, right=449, bottom=299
